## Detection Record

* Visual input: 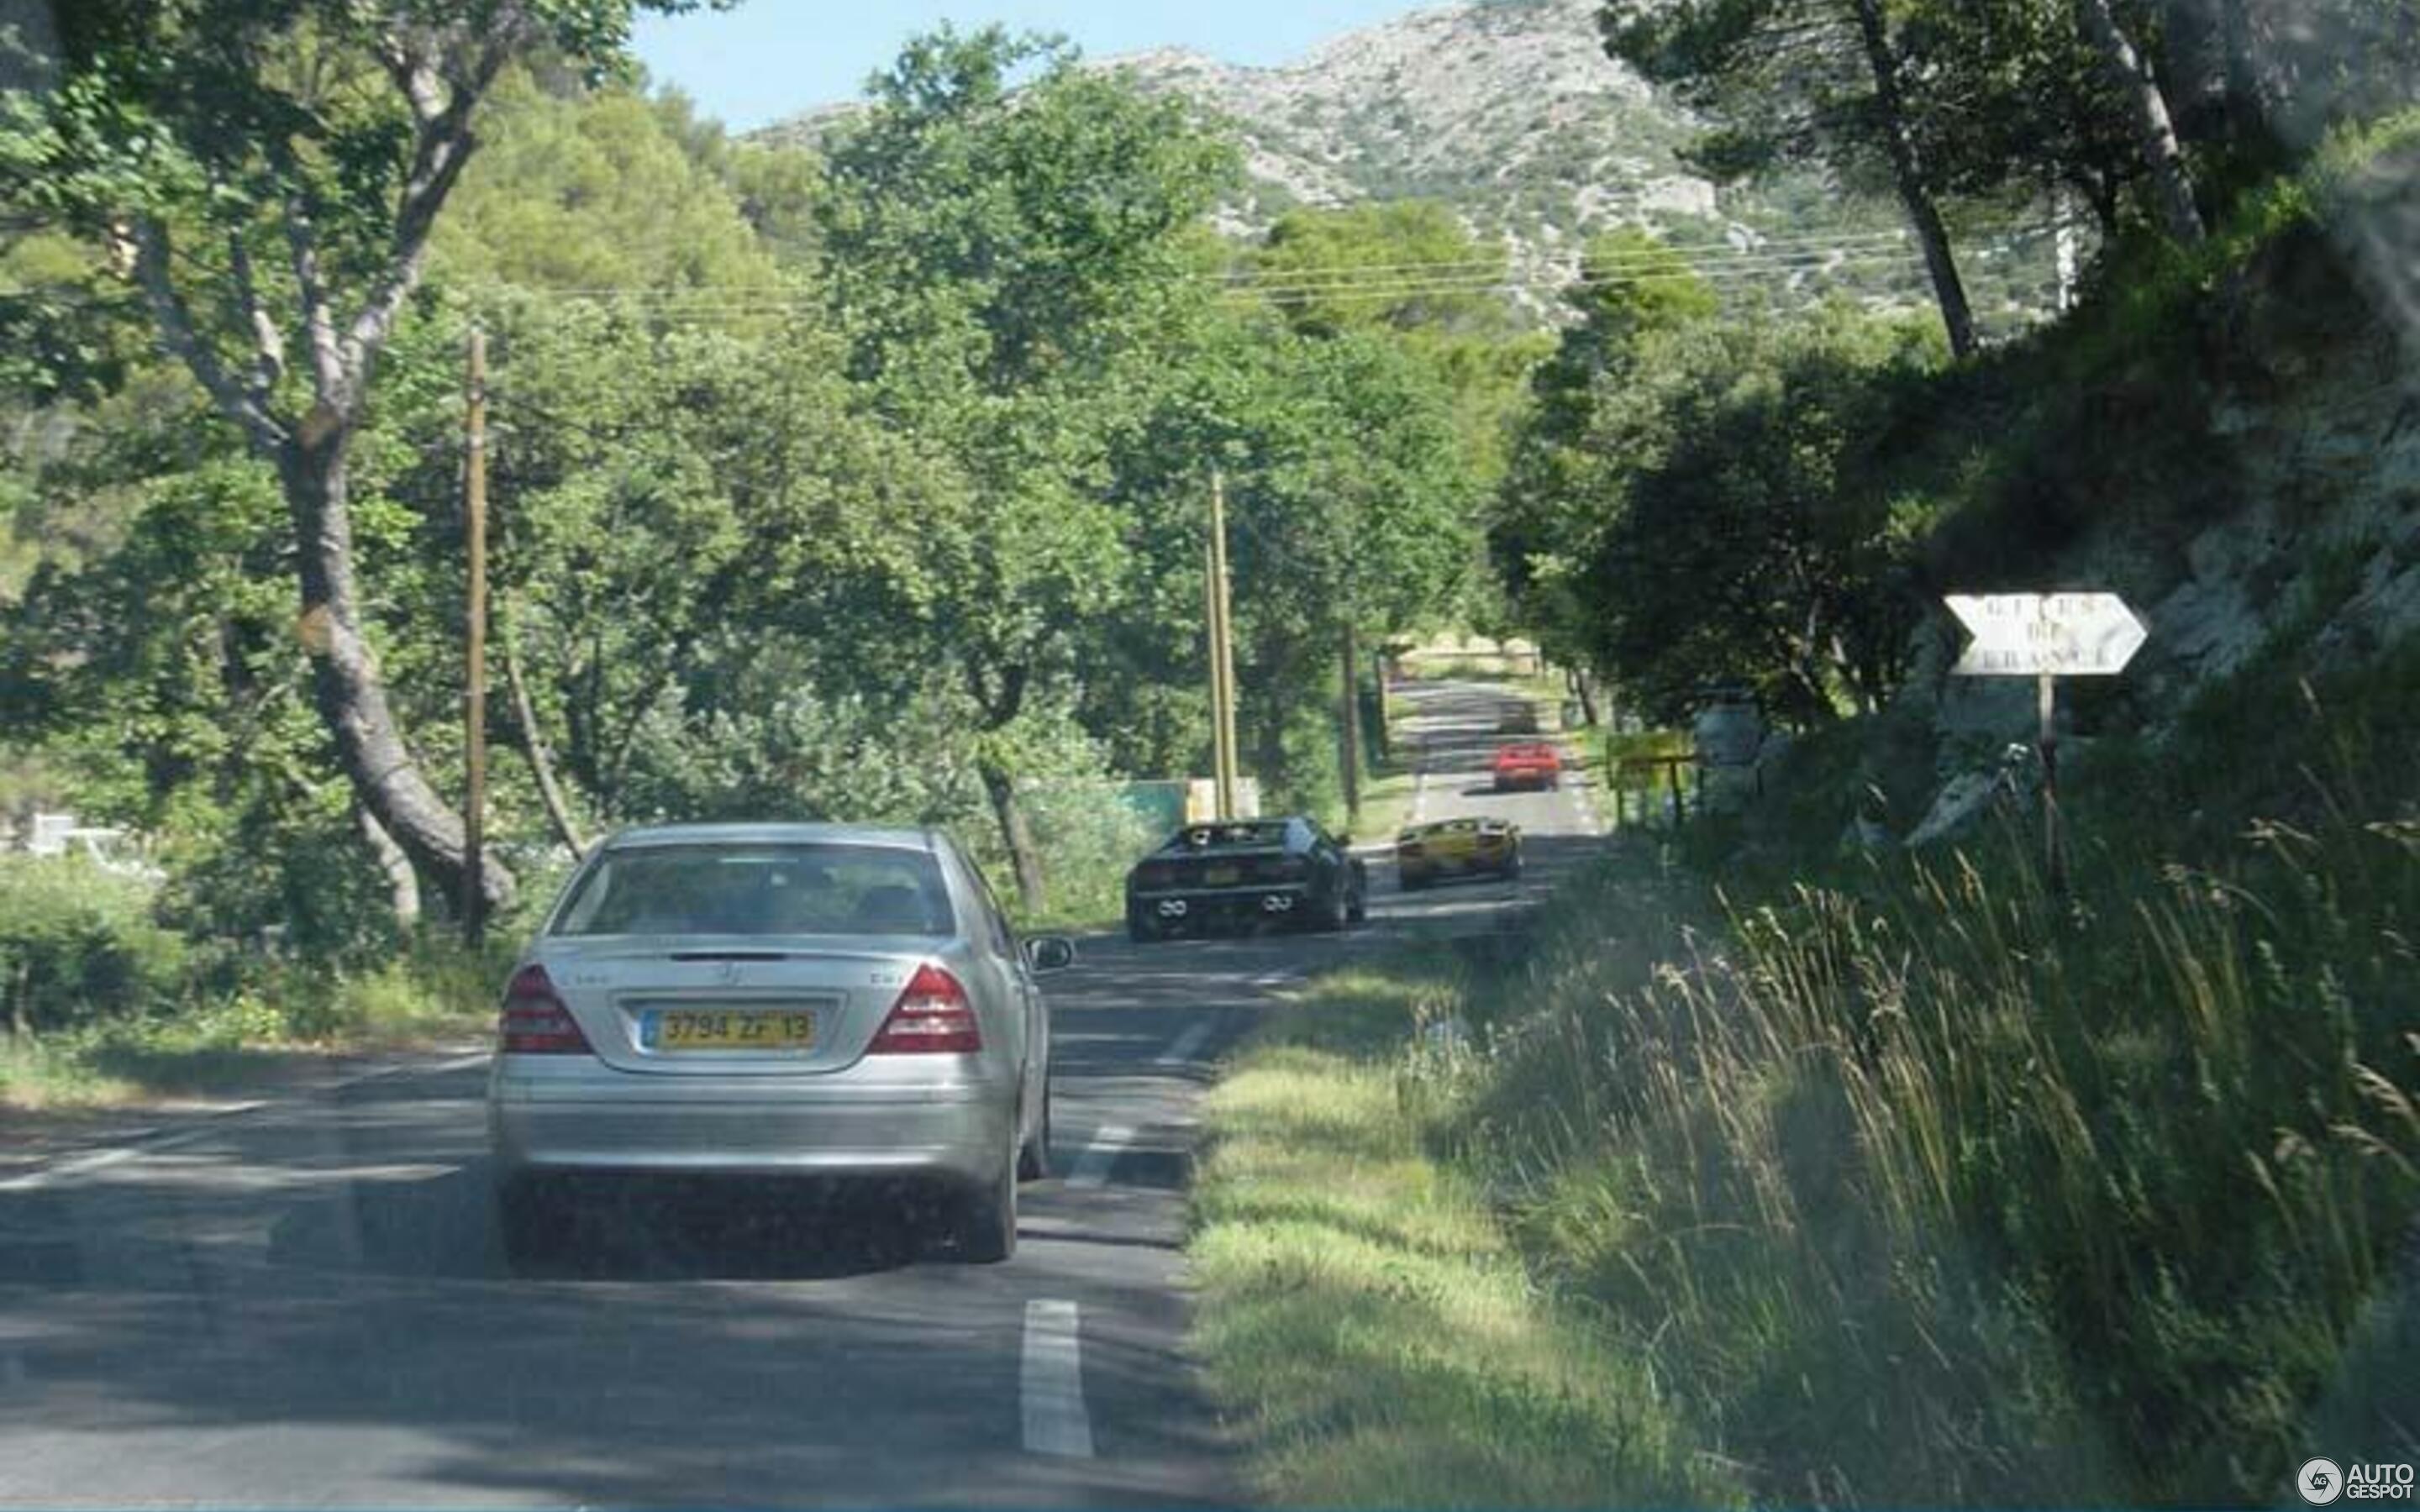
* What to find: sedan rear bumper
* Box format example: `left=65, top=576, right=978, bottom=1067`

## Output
left=489, top=1064, right=1013, bottom=1186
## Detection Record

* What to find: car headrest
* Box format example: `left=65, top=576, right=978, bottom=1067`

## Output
left=850, top=883, right=933, bottom=934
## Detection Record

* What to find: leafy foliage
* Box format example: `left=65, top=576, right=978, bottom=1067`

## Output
left=1574, top=308, right=1944, bottom=724
left=0, top=856, right=187, bottom=1032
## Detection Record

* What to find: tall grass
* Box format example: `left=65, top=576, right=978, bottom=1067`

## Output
left=1429, top=764, right=2417, bottom=1502
left=1191, top=963, right=1744, bottom=1509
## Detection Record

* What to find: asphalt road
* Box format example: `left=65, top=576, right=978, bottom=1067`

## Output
left=0, top=678, right=1600, bottom=1509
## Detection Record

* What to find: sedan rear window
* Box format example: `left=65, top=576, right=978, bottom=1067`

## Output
left=550, top=843, right=955, bottom=937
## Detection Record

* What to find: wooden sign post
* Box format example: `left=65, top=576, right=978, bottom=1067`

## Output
left=1944, top=592, right=2148, bottom=895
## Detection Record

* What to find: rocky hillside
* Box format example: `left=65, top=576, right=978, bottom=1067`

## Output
left=1090, top=0, right=1720, bottom=245
left=755, top=0, right=2044, bottom=323
left=759, top=2, right=1785, bottom=271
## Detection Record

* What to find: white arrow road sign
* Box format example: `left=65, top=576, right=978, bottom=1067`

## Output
left=1946, top=592, right=2147, bottom=676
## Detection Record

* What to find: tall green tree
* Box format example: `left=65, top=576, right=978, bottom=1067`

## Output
left=1574, top=309, right=1941, bottom=725
left=1243, top=202, right=1544, bottom=491
left=1604, top=0, right=1981, bottom=356
left=1249, top=201, right=1513, bottom=339
left=1494, top=231, right=1718, bottom=678
left=812, top=26, right=1237, bottom=908
left=0, top=0, right=714, bottom=913
left=1234, top=202, right=1518, bottom=804
left=2075, top=0, right=2207, bottom=241
left=1891, top=0, right=2144, bottom=239
left=434, top=70, right=783, bottom=292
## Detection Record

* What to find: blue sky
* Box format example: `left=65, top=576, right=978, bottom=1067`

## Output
left=633, top=1, right=1423, bottom=132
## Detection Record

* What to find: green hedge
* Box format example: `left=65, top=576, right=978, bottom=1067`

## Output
left=0, top=856, right=185, bottom=1033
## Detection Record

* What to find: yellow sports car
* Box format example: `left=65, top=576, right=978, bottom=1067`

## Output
left=1396, top=817, right=1523, bottom=890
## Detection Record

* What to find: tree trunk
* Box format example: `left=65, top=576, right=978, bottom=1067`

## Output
left=1847, top=0, right=1978, bottom=359
left=1254, top=703, right=1288, bottom=814
left=1337, top=625, right=1361, bottom=822
left=976, top=759, right=1046, bottom=914
left=280, top=420, right=513, bottom=914
left=502, top=617, right=588, bottom=858
left=355, top=802, right=422, bottom=927
left=2078, top=0, right=2207, bottom=244
left=1567, top=665, right=1599, bottom=727
left=2157, top=0, right=2231, bottom=147
left=2218, top=0, right=2282, bottom=165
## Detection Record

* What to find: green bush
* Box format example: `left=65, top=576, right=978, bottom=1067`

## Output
left=1014, top=781, right=1159, bottom=932
left=0, top=856, right=185, bottom=1034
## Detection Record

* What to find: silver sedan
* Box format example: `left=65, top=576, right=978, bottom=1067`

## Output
left=487, top=822, right=1071, bottom=1264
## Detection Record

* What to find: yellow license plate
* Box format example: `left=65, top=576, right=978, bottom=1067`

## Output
left=650, top=1010, right=815, bottom=1052
left=1203, top=865, right=1239, bottom=885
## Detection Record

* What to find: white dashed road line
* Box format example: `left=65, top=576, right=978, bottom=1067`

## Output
left=1019, top=1299, right=1095, bottom=1458
left=0, top=1048, right=489, bottom=1194
left=1065, top=1124, right=1134, bottom=1190
left=1154, top=1020, right=1215, bottom=1068
left=0, top=1146, right=140, bottom=1194
left=0, top=1113, right=265, bottom=1194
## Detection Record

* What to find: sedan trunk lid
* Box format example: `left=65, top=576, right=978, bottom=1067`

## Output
left=529, top=937, right=957, bottom=1075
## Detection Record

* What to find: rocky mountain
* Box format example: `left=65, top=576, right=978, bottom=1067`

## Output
left=758, top=1, right=1754, bottom=264
left=754, top=0, right=2045, bottom=324
left=1088, top=0, right=1722, bottom=246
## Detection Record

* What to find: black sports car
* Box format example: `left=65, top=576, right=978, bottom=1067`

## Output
left=1124, top=816, right=1368, bottom=942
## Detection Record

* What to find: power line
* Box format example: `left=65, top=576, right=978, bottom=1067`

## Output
left=460, top=257, right=1926, bottom=315
left=1233, top=253, right=1945, bottom=307
left=1213, top=228, right=1926, bottom=288
left=450, top=234, right=2054, bottom=317
left=1235, top=249, right=1929, bottom=302
left=436, top=224, right=2059, bottom=326
left=454, top=224, right=2056, bottom=307
left=1247, top=243, right=1948, bottom=291
left=1213, top=223, right=2054, bottom=292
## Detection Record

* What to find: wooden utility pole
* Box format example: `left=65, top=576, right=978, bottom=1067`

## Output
left=462, top=327, right=490, bottom=947
left=1338, top=624, right=1361, bottom=822
left=1202, top=533, right=1226, bottom=819
left=1207, top=470, right=1240, bottom=820
left=1372, top=647, right=1391, bottom=757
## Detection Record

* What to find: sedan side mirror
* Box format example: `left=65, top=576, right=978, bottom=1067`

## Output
left=1026, top=936, right=1076, bottom=973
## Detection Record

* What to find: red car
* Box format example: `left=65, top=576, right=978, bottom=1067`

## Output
left=1491, top=742, right=1563, bottom=791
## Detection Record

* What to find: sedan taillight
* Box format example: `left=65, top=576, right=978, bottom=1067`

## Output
left=497, top=964, right=593, bottom=1055
left=868, top=963, right=981, bottom=1054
